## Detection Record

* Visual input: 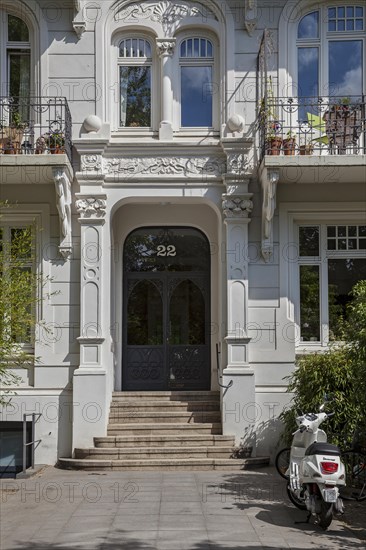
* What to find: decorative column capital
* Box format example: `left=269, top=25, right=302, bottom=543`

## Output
left=222, top=194, right=253, bottom=220
left=76, top=196, right=107, bottom=221
left=156, top=38, right=176, bottom=57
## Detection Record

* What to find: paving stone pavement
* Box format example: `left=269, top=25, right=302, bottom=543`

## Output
left=0, top=466, right=365, bottom=549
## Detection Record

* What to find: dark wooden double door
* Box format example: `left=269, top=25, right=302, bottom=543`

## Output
left=123, top=227, right=211, bottom=391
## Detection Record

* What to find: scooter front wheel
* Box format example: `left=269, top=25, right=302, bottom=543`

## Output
left=316, top=500, right=333, bottom=530
left=286, top=483, right=307, bottom=510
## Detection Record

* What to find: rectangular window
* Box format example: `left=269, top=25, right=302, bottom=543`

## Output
left=119, top=66, right=151, bottom=127
left=328, top=258, right=366, bottom=338
left=298, top=223, right=366, bottom=344
left=300, top=265, right=320, bottom=341
left=181, top=66, right=213, bottom=127
left=299, top=226, right=320, bottom=256
left=327, top=224, right=366, bottom=250
left=297, top=47, right=319, bottom=119
left=329, top=40, right=362, bottom=97
left=0, top=225, right=35, bottom=345
left=328, top=6, right=364, bottom=31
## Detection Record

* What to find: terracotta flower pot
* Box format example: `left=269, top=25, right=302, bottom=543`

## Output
left=50, top=145, right=65, bottom=154
left=283, top=138, right=296, bottom=155
left=299, top=144, right=314, bottom=155
left=267, top=137, right=282, bottom=155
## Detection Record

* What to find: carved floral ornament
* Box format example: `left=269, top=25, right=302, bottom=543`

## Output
left=76, top=197, right=107, bottom=218
left=104, top=156, right=226, bottom=177
left=114, top=0, right=217, bottom=25
left=226, top=153, right=248, bottom=175
left=156, top=39, right=176, bottom=57
left=81, top=155, right=102, bottom=171
left=222, top=195, right=253, bottom=218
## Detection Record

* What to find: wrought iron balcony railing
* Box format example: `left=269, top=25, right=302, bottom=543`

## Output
left=0, top=96, right=72, bottom=162
left=258, top=95, right=366, bottom=160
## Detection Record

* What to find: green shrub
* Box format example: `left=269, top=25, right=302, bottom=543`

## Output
left=280, top=347, right=362, bottom=448
left=280, top=280, right=366, bottom=449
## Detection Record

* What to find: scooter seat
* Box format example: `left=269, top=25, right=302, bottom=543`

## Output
left=305, top=442, right=341, bottom=456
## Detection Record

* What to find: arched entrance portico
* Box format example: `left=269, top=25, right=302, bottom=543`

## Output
left=123, top=226, right=211, bottom=391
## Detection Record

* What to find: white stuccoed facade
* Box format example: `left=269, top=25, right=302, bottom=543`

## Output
left=1, top=0, right=365, bottom=467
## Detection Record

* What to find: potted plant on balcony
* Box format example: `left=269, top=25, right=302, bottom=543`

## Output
left=283, top=130, right=297, bottom=155
left=35, top=133, right=50, bottom=154
left=49, top=131, right=65, bottom=154
left=323, top=97, right=362, bottom=153
left=0, top=112, right=27, bottom=154
left=266, top=121, right=283, bottom=155
left=258, top=90, right=283, bottom=156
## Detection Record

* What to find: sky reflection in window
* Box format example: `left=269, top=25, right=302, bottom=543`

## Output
left=298, top=11, right=319, bottom=39
left=329, top=40, right=362, bottom=96
left=181, top=66, right=213, bottom=127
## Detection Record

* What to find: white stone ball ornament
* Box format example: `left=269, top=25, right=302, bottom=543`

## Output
left=83, top=115, right=102, bottom=133
left=227, top=114, right=245, bottom=132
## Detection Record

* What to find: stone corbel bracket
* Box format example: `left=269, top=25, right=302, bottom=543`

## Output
left=73, top=0, right=86, bottom=39
left=261, top=168, right=279, bottom=262
left=245, top=0, right=257, bottom=35
left=53, top=168, right=73, bottom=260
left=73, top=20, right=86, bottom=39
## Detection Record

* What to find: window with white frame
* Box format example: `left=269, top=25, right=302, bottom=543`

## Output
left=297, top=5, right=364, bottom=99
left=0, top=224, right=35, bottom=346
left=118, top=38, right=152, bottom=128
left=179, top=37, right=214, bottom=128
left=0, top=13, right=30, bottom=102
left=298, top=223, right=366, bottom=343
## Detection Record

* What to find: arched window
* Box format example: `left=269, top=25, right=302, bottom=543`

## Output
left=179, top=38, right=214, bottom=128
left=297, top=5, right=364, bottom=99
left=0, top=13, right=30, bottom=98
left=118, top=37, right=152, bottom=127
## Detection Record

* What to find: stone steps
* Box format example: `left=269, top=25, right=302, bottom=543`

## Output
left=110, top=400, right=220, bottom=412
left=108, top=411, right=222, bottom=423
left=94, top=434, right=235, bottom=448
left=58, top=457, right=270, bottom=471
left=112, top=391, right=220, bottom=402
left=107, top=422, right=223, bottom=436
left=75, top=446, right=234, bottom=460
left=58, top=391, right=270, bottom=471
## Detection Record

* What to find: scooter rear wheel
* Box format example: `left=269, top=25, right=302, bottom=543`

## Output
left=286, top=483, right=307, bottom=510
left=316, top=500, right=333, bottom=530
left=275, top=447, right=291, bottom=479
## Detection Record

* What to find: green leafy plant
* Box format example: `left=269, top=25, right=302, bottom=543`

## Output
left=0, top=202, right=54, bottom=405
left=49, top=131, right=65, bottom=148
left=279, top=280, right=366, bottom=448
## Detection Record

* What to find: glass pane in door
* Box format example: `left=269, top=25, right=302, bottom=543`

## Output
left=127, top=280, right=163, bottom=345
left=169, top=280, right=205, bottom=345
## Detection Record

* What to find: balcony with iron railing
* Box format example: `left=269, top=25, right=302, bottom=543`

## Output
left=0, top=96, right=72, bottom=162
left=259, top=95, right=366, bottom=160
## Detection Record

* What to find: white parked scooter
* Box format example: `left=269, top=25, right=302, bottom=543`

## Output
left=286, top=399, right=345, bottom=529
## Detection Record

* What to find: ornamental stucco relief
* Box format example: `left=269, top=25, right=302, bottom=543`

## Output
left=226, top=153, right=248, bottom=175
left=103, top=156, right=226, bottom=178
left=115, top=1, right=217, bottom=24
left=222, top=196, right=253, bottom=218
left=76, top=197, right=107, bottom=218
left=81, top=155, right=102, bottom=171
left=156, top=39, right=176, bottom=57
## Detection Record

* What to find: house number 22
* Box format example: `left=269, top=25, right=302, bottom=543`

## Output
left=157, top=245, right=176, bottom=256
